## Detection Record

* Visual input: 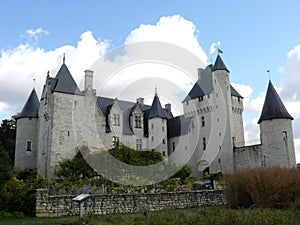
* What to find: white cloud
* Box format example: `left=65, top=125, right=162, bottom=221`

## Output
left=244, top=120, right=260, bottom=145
left=26, top=28, right=49, bottom=39
left=281, top=44, right=300, bottom=101
left=209, top=41, right=221, bottom=55
left=125, top=15, right=208, bottom=66
left=0, top=30, right=110, bottom=118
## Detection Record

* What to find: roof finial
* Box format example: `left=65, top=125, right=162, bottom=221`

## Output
left=155, top=85, right=157, bottom=95
left=33, top=78, right=36, bottom=89
left=267, top=70, right=270, bottom=81
left=47, top=70, right=50, bottom=78
left=63, top=53, right=65, bottom=64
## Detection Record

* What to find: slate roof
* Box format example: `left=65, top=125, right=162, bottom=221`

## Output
left=167, top=115, right=192, bottom=138
left=258, top=81, right=293, bottom=124
left=230, top=85, right=243, bottom=98
left=212, top=54, right=229, bottom=72
left=183, top=81, right=205, bottom=102
left=97, top=94, right=172, bottom=136
left=97, top=96, right=152, bottom=135
left=51, top=63, right=82, bottom=95
left=148, top=93, right=172, bottom=119
left=18, top=88, right=40, bottom=119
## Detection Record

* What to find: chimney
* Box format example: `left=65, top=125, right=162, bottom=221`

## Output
left=165, top=103, right=171, bottom=113
left=84, top=70, right=94, bottom=90
left=136, top=97, right=144, bottom=105
left=197, top=68, right=204, bottom=80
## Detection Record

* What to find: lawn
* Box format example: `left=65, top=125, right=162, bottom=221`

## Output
left=0, top=207, right=299, bottom=225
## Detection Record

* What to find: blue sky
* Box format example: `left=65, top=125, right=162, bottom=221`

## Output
left=1, top=1, right=300, bottom=94
left=0, top=0, right=299, bottom=161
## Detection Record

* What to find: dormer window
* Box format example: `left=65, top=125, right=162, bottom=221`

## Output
left=113, top=114, right=120, bottom=126
left=134, top=115, right=142, bottom=128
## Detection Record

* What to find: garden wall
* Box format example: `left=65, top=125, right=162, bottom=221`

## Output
left=35, top=189, right=226, bottom=217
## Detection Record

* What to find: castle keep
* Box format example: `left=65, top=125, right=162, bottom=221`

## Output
left=14, top=54, right=296, bottom=179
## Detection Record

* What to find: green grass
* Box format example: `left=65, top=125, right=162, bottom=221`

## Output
left=1, top=207, right=299, bottom=225
left=0, top=216, right=78, bottom=225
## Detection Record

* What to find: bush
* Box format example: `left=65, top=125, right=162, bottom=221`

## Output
left=0, top=170, right=47, bottom=216
left=223, top=167, right=300, bottom=208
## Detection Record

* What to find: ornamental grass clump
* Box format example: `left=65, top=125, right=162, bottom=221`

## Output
left=223, top=167, right=300, bottom=208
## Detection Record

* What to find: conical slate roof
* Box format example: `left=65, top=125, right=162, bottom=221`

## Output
left=148, top=93, right=170, bottom=119
left=258, top=81, right=293, bottom=124
left=52, top=62, right=81, bottom=95
left=212, top=54, right=229, bottom=72
left=183, top=81, right=205, bottom=102
left=18, top=88, right=39, bottom=119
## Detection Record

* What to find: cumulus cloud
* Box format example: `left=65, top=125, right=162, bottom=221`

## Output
left=0, top=30, right=110, bottom=118
left=125, top=15, right=208, bottom=66
left=281, top=44, right=300, bottom=101
left=89, top=15, right=209, bottom=116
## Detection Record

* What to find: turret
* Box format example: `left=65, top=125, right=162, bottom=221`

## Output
left=15, top=88, right=39, bottom=170
left=209, top=53, right=235, bottom=173
left=147, top=90, right=171, bottom=158
left=258, top=81, right=296, bottom=168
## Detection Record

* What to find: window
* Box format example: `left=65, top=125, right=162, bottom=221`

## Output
left=136, top=139, right=142, bottom=150
left=162, top=139, right=165, bottom=144
left=201, top=116, right=205, bottom=127
left=112, top=136, right=119, bottom=147
left=151, top=123, right=154, bottom=129
left=186, top=100, right=189, bottom=105
left=172, top=142, right=176, bottom=152
left=198, top=96, right=203, bottom=102
left=162, top=151, right=166, bottom=156
left=26, top=140, right=32, bottom=151
left=151, top=136, right=154, bottom=142
left=282, top=131, right=288, bottom=141
left=202, top=137, right=206, bottom=150
left=162, top=126, right=165, bottom=132
left=113, top=114, right=120, bottom=126
left=134, top=115, right=142, bottom=128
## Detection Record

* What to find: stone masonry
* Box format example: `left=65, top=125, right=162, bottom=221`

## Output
left=35, top=189, right=226, bottom=217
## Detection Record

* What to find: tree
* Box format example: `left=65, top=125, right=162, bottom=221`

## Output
left=0, top=143, right=13, bottom=187
left=55, top=150, right=97, bottom=181
left=108, top=144, right=163, bottom=166
left=0, top=118, right=16, bottom=164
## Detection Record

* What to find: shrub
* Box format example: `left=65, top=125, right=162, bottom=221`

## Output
left=223, top=167, right=300, bottom=208
left=0, top=170, right=47, bottom=216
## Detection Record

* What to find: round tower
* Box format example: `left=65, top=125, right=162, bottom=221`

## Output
left=210, top=54, right=235, bottom=173
left=147, top=91, right=171, bottom=159
left=15, top=88, right=40, bottom=170
left=258, top=81, right=296, bottom=168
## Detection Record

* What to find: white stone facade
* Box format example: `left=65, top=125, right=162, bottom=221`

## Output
left=14, top=55, right=297, bottom=179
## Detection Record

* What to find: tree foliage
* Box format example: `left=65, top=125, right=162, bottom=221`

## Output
left=54, top=151, right=98, bottom=181
left=108, top=144, right=163, bottom=166
left=0, top=118, right=16, bottom=165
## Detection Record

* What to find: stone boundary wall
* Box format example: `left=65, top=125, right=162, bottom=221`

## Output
left=36, top=189, right=226, bottom=217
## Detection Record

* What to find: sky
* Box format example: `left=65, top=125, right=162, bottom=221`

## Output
left=0, top=0, right=299, bottom=162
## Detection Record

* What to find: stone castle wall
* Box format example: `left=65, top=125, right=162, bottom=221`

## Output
left=35, top=189, right=226, bottom=217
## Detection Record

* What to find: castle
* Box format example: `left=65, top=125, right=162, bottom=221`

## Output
left=14, top=54, right=297, bottom=179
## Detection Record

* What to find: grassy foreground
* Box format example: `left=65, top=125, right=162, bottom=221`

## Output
left=0, top=207, right=299, bottom=225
